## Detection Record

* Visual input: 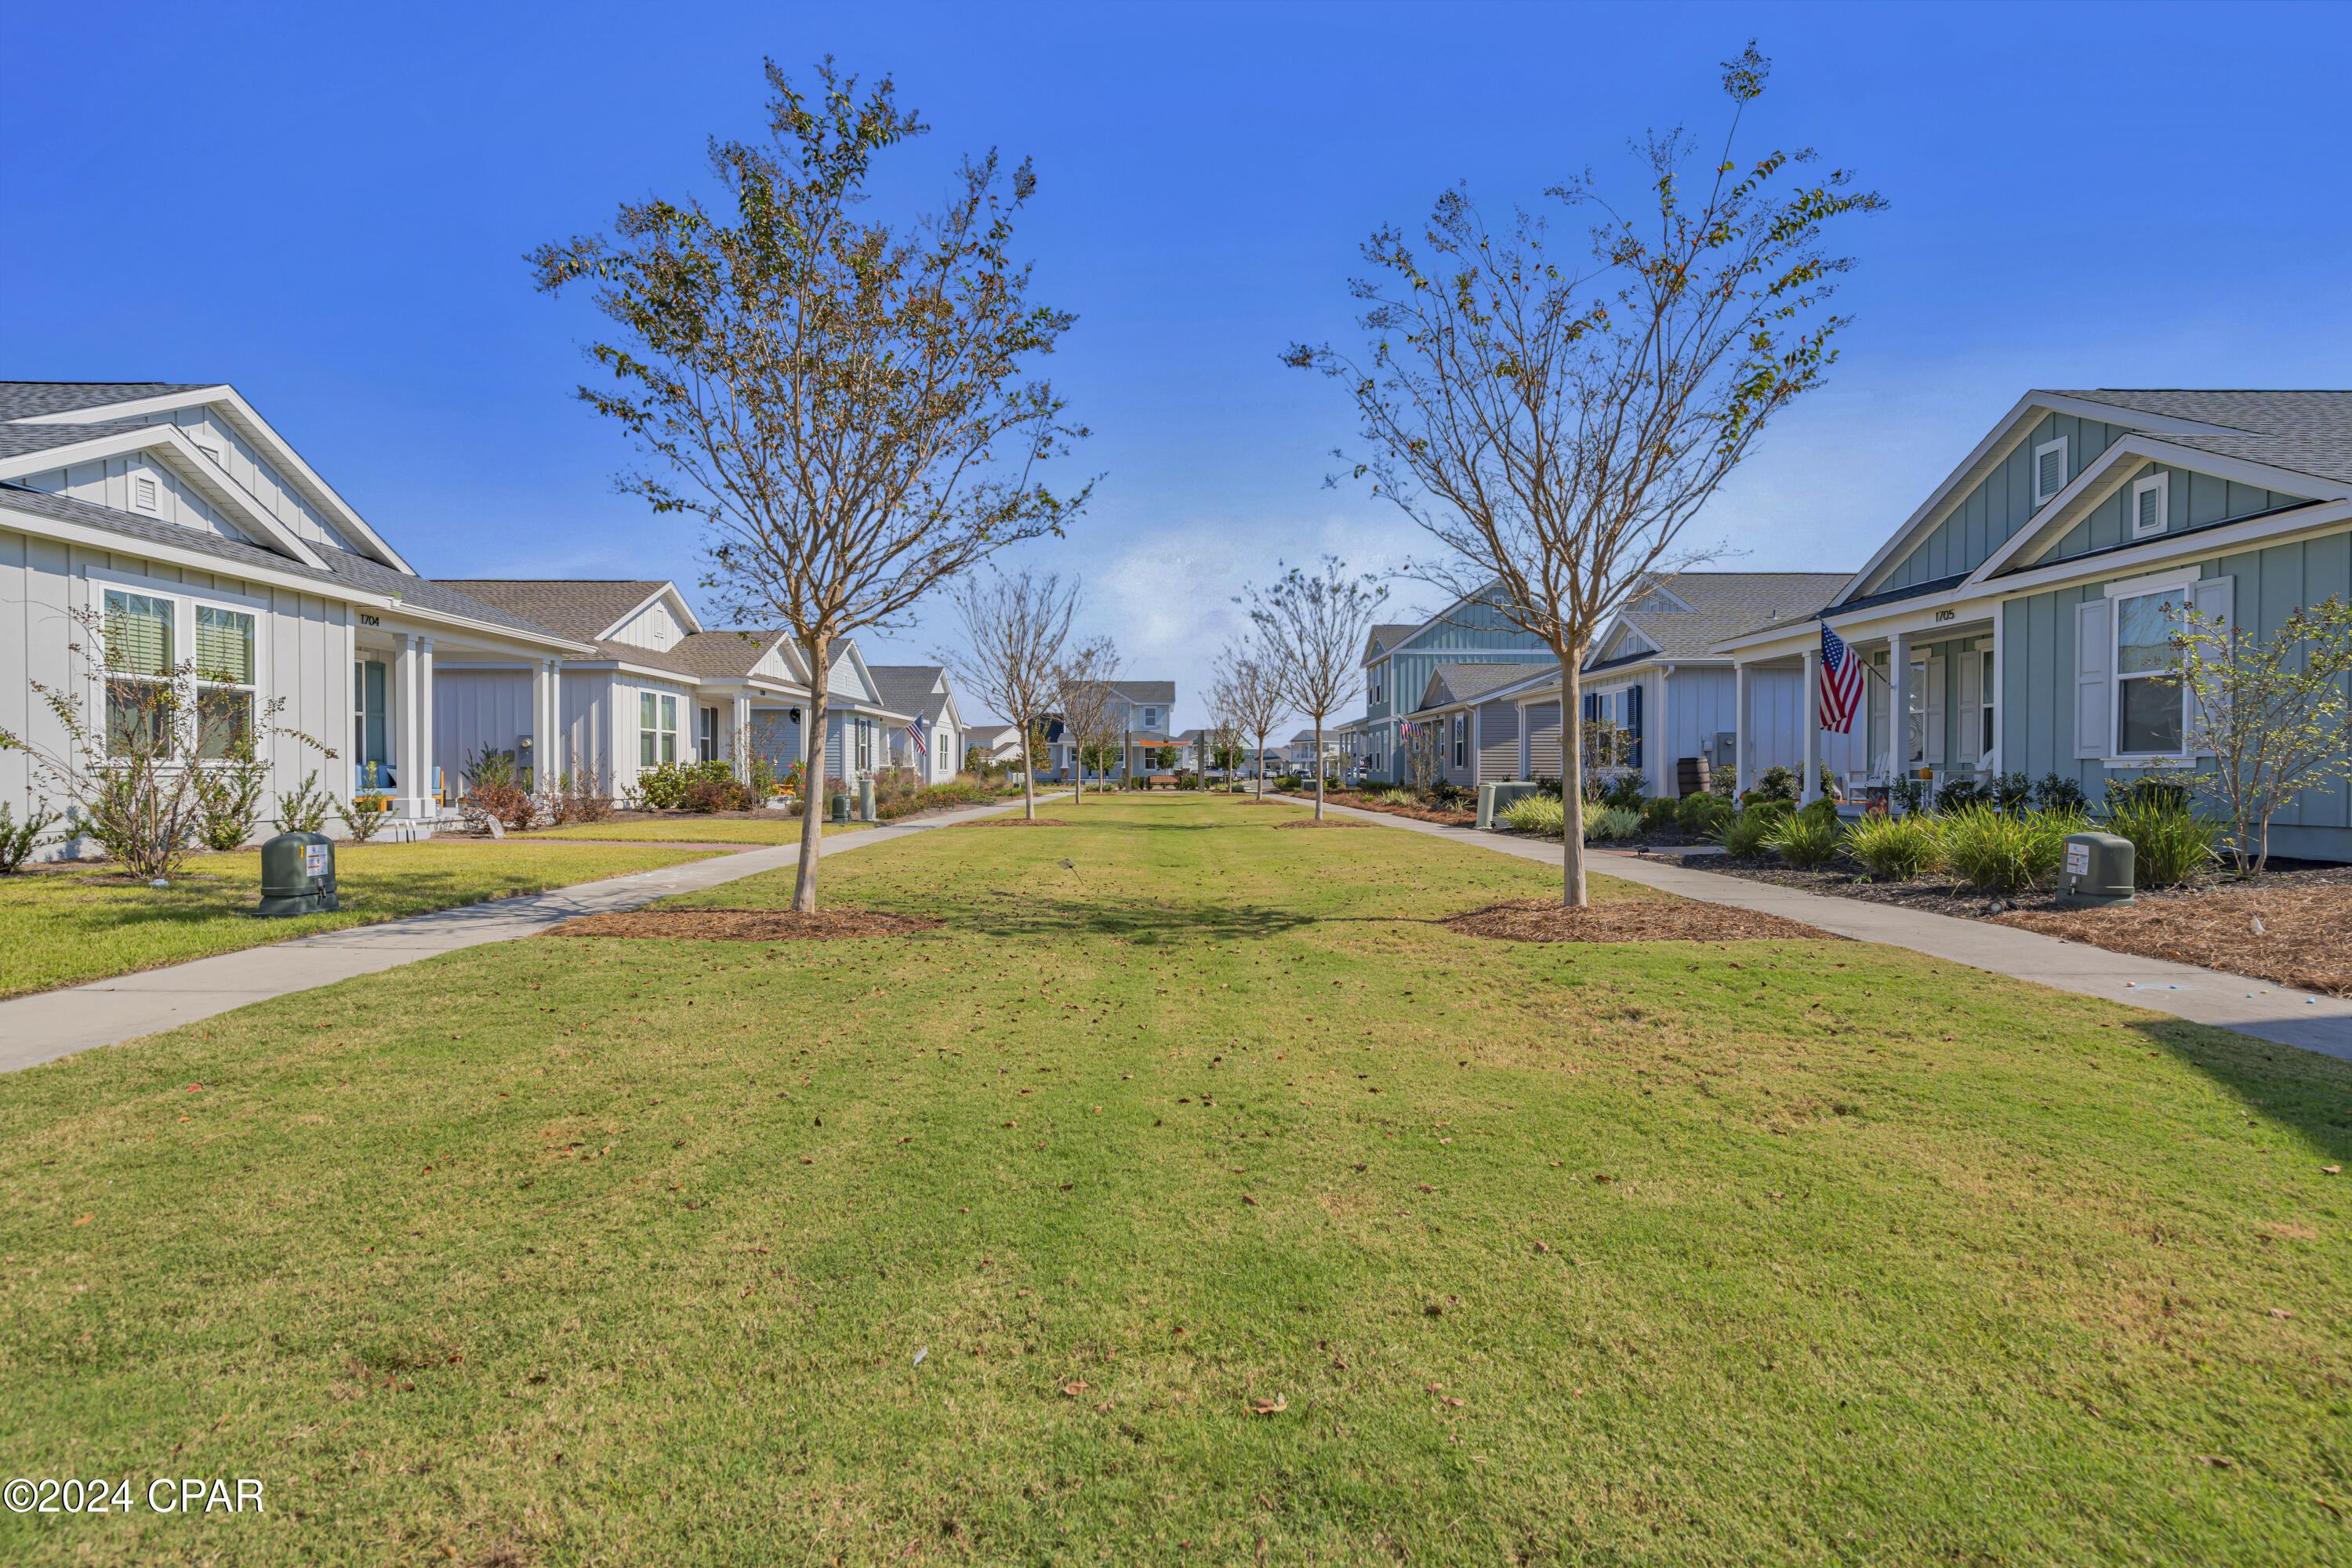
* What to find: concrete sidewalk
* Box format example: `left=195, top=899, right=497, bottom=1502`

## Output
left=1296, top=795, right=2352, bottom=1060
left=0, top=794, right=1069, bottom=1073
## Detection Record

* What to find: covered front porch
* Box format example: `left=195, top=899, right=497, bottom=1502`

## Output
left=361, top=620, right=575, bottom=824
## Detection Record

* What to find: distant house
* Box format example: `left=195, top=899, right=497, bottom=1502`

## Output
left=1719, top=389, right=2352, bottom=857
left=1044, top=680, right=1177, bottom=782
left=969, top=723, right=1032, bottom=771
left=1355, top=598, right=1555, bottom=784
left=866, top=665, right=967, bottom=786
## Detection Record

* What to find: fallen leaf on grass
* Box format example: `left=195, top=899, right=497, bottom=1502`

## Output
left=2325, top=1165, right=2342, bottom=1175
left=1417, top=1183, right=1435, bottom=1193
left=1440, top=1396, right=1465, bottom=1408
left=2195, top=1455, right=2234, bottom=1468
left=73, top=1214, right=92, bottom=1226
left=1250, top=1394, right=1288, bottom=1415
left=1062, top=1380, right=1089, bottom=1397
left=1533, top=1241, right=1552, bottom=1254
left=2268, top=1308, right=2293, bottom=1319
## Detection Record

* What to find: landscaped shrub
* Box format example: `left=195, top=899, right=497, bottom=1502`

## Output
left=1675, top=791, right=1731, bottom=835
left=1367, top=787, right=1420, bottom=807
left=1990, top=771, right=2034, bottom=814
left=336, top=793, right=393, bottom=844
left=2103, top=794, right=2218, bottom=887
left=1891, top=776, right=1927, bottom=816
left=1601, top=774, right=1646, bottom=812
left=1426, top=781, right=1470, bottom=810
left=1639, top=795, right=1679, bottom=832
left=1798, top=797, right=1839, bottom=828
left=2034, top=772, right=2087, bottom=813
left=877, top=781, right=994, bottom=820
left=1500, top=794, right=1564, bottom=833
left=1936, top=804, right=2083, bottom=893
left=272, top=771, right=334, bottom=835
left=1845, top=812, right=1939, bottom=880
left=194, top=745, right=269, bottom=851
left=0, top=801, right=62, bottom=874
left=1763, top=813, right=1842, bottom=867
left=1934, top=775, right=1987, bottom=814
left=1751, top=764, right=1798, bottom=804
left=1584, top=805, right=1642, bottom=841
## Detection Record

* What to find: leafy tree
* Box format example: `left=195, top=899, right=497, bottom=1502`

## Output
left=532, top=60, right=1090, bottom=911
left=2174, top=594, right=2352, bottom=874
left=1286, top=42, right=1882, bottom=902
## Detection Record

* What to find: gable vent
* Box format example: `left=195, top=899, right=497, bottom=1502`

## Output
left=132, top=474, right=159, bottom=514
left=2131, top=472, right=2169, bottom=539
left=2033, top=437, right=2069, bottom=506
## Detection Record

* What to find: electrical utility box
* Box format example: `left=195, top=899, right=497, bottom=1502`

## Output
left=2059, top=831, right=2135, bottom=909
left=257, top=830, right=339, bottom=918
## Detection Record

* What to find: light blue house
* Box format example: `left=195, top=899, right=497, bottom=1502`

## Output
left=1357, top=597, right=1554, bottom=784
left=1719, top=390, right=2352, bottom=860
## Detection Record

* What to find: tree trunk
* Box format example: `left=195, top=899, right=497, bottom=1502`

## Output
left=1020, top=719, right=1036, bottom=821
left=1559, top=650, right=1588, bottom=907
left=1255, top=732, right=1267, bottom=800
left=794, top=632, right=832, bottom=913
left=1313, top=715, right=1326, bottom=821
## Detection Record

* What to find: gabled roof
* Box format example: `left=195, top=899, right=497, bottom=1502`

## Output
left=666, top=629, right=793, bottom=681
left=0, top=419, right=151, bottom=458
left=0, top=383, right=211, bottom=420
left=1363, top=623, right=1418, bottom=662
left=867, top=665, right=953, bottom=724
left=0, top=483, right=581, bottom=644
left=1416, top=661, right=1558, bottom=710
left=1110, top=680, right=1174, bottom=705
left=2045, top=390, right=2352, bottom=488
left=436, top=580, right=674, bottom=641
left=1597, top=572, right=1851, bottom=663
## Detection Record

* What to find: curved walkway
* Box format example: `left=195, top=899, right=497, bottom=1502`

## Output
left=0, top=794, right=1069, bottom=1073
left=1296, top=794, right=2352, bottom=1060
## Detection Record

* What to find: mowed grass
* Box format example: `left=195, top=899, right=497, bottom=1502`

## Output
left=0, top=840, right=727, bottom=997
left=529, top=816, right=873, bottom=843
left=1, top=795, right=2346, bottom=1566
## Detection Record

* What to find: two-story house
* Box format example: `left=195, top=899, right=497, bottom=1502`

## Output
left=1355, top=597, right=1556, bottom=784
left=1044, top=681, right=1176, bottom=782
left=1718, top=389, right=2352, bottom=859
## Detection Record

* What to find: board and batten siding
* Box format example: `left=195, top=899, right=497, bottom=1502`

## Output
left=1663, top=667, right=1737, bottom=781
left=2044, top=462, right=2306, bottom=564
left=1742, top=666, right=1870, bottom=784
left=0, top=523, right=354, bottom=845
left=1999, top=524, right=2352, bottom=860
left=434, top=669, right=534, bottom=790
left=1872, top=411, right=2141, bottom=594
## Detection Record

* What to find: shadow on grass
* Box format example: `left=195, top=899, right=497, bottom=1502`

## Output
left=931, top=895, right=1325, bottom=945
left=2132, top=1018, right=2352, bottom=1168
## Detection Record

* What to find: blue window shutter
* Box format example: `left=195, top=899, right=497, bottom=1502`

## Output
left=1627, top=684, right=1643, bottom=770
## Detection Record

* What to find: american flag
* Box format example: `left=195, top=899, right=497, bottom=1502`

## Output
left=903, top=712, right=928, bottom=757
left=1820, top=624, right=1864, bottom=734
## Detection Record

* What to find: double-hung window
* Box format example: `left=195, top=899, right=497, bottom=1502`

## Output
left=103, top=590, right=176, bottom=757
left=855, top=717, right=873, bottom=771
left=697, top=706, right=718, bottom=763
left=641, top=691, right=678, bottom=767
left=2114, top=589, right=2185, bottom=756
left=1452, top=713, right=1466, bottom=768
left=193, top=605, right=256, bottom=759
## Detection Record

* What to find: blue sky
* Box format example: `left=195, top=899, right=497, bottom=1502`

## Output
left=5, top=2, right=2348, bottom=729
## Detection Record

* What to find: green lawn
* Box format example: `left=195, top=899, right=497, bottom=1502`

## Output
left=0, top=840, right=727, bottom=998
left=2, top=797, right=2345, bottom=1565
left=530, top=815, right=871, bottom=843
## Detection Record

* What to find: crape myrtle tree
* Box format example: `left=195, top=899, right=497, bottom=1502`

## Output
left=2174, top=594, right=2352, bottom=875
left=937, top=568, right=1079, bottom=821
left=1284, top=42, right=1882, bottom=904
left=532, top=60, right=1091, bottom=913
left=1053, top=639, right=1122, bottom=800
left=1243, top=556, right=1385, bottom=822
left=1214, top=643, right=1289, bottom=802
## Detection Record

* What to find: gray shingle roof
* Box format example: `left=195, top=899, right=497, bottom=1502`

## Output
left=0, top=419, right=154, bottom=458
left=666, top=629, right=792, bottom=680
left=1110, top=680, right=1174, bottom=705
left=1419, top=662, right=1555, bottom=709
left=1365, top=622, right=1418, bottom=661
left=2047, top=389, right=2352, bottom=487
left=434, top=579, right=670, bottom=641
left=866, top=665, right=952, bottom=723
left=0, top=383, right=211, bottom=420
left=1610, top=572, right=1852, bottom=659
left=0, top=482, right=571, bottom=640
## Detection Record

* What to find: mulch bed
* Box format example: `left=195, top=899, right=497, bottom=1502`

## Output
left=1270, top=818, right=1363, bottom=829
left=544, top=908, right=942, bottom=942
left=961, top=817, right=1076, bottom=827
left=1319, top=793, right=1479, bottom=827
left=1994, top=885, right=2352, bottom=997
left=1443, top=898, right=1843, bottom=945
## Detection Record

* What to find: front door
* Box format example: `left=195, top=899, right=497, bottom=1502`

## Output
left=354, top=659, right=390, bottom=792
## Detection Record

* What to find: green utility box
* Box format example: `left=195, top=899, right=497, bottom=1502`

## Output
left=2060, top=831, right=2135, bottom=909
left=831, top=793, right=851, bottom=824
left=1477, top=781, right=1543, bottom=829
left=256, top=830, right=339, bottom=917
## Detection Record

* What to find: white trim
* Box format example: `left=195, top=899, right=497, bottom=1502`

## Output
left=0, top=423, right=331, bottom=570
left=1971, top=497, right=2351, bottom=600
left=595, top=583, right=706, bottom=642
left=2033, top=436, right=2070, bottom=506
left=2130, top=471, right=2169, bottom=539
left=2104, top=569, right=2199, bottom=762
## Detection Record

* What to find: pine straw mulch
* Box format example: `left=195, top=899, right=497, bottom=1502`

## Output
left=1443, top=898, right=1845, bottom=945
left=1993, top=884, right=2352, bottom=996
left=1320, top=793, right=1479, bottom=827
left=960, top=817, right=1076, bottom=827
left=544, top=908, right=942, bottom=942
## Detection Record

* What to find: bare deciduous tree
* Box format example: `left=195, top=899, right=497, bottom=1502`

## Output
left=1286, top=42, right=1882, bottom=902
left=937, top=568, right=1079, bottom=821
left=1244, top=557, right=1385, bottom=820
left=532, top=60, right=1091, bottom=912
left=1053, top=638, right=1122, bottom=801
left=1214, top=644, right=1290, bottom=802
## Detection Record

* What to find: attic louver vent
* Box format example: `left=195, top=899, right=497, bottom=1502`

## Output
left=2131, top=473, right=2169, bottom=539
left=132, top=475, right=158, bottom=513
left=2136, top=488, right=2159, bottom=531
left=2033, top=437, right=2068, bottom=505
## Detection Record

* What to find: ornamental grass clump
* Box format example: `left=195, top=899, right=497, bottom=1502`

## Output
left=1584, top=805, right=1642, bottom=842
left=1715, top=803, right=1789, bottom=859
left=1501, top=794, right=1564, bottom=833
left=1844, top=812, right=1939, bottom=880
left=1936, top=804, right=2084, bottom=894
left=1761, top=813, right=1842, bottom=867
left=2104, top=795, right=2219, bottom=887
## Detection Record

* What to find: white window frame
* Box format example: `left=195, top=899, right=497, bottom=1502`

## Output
left=83, top=566, right=270, bottom=766
left=2104, top=572, right=2197, bottom=760
left=1976, top=648, right=1997, bottom=767
left=640, top=689, right=679, bottom=768
left=2129, top=471, right=2169, bottom=539
left=2033, top=435, right=2069, bottom=506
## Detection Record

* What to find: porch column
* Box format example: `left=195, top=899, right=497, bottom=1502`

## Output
left=1733, top=662, right=1752, bottom=795
left=1517, top=704, right=1531, bottom=779
left=1801, top=646, right=1824, bottom=804
left=1888, top=632, right=1912, bottom=784
left=392, top=633, right=423, bottom=818
left=530, top=659, right=556, bottom=789
left=732, top=694, right=753, bottom=782
left=419, top=637, right=437, bottom=811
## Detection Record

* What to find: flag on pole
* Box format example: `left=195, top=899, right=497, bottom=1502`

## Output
left=903, top=712, right=928, bottom=757
left=1820, top=624, right=1864, bottom=734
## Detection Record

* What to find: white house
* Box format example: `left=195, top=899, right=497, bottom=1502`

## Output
left=866, top=666, right=967, bottom=786
left=1044, top=680, right=1177, bottom=781
left=0, top=380, right=921, bottom=848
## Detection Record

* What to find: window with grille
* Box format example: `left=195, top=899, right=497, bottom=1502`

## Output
left=193, top=605, right=255, bottom=759
left=2114, top=590, right=2185, bottom=754
left=103, top=590, right=175, bottom=756
left=2033, top=437, right=2068, bottom=506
